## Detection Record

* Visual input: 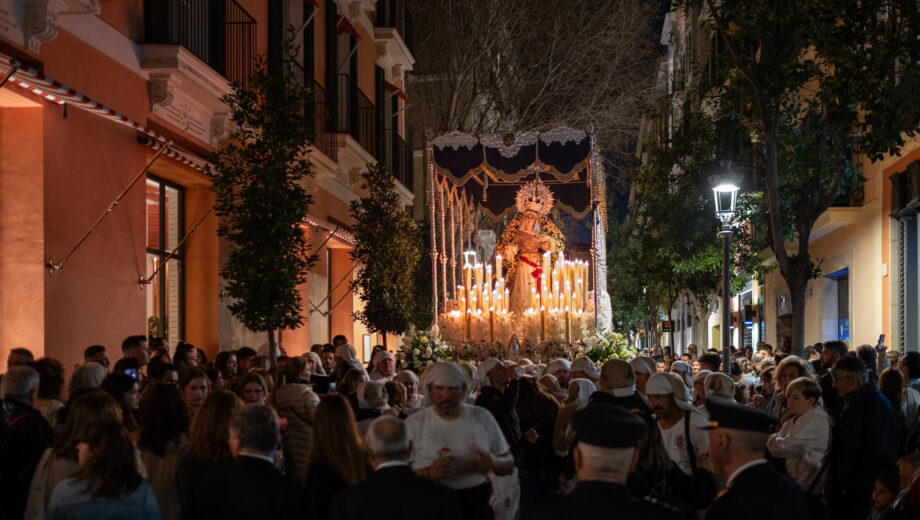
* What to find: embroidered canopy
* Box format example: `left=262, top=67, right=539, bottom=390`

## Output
left=430, top=127, right=595, bottom=219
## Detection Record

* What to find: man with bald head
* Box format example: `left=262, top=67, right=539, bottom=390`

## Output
left=703, top=397, right=808, bottom=520
left=329, top=415, right=461, bottom=519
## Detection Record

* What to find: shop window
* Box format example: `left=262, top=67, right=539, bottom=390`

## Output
left=146, top=176, right=184, bottom=347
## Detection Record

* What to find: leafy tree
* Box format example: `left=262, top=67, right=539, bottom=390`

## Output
left=611, top=97, right=768, bottom=347
left=210, top=38, right=315, bottom=368
left=351, top=163, right=422, bottom=347
left=675, top=1, right=920, bottom=354
left=410, top=217, right=434, bottom=331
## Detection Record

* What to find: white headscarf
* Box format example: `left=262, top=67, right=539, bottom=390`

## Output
left=567, top=378, right=596, bottom=410
left=704, top=372, right=736, bottom=401
left=420, top=362, right=470, bottom=405
left=546, top=358, right=572, bottom=377
left=335, top=344, right=365, bottom=372
left=478, top=359, right=503, bottom=388
left=669, top=360, right=693, bottom=387
left=303, top=352, right=326, bottom=377
left=630, top=356, right=657, bottom=375
left=646, top=372, right=704, bottom=416
left=571, top=356, right=600, bottom=379
left=356, top=381, right=390, bottom=411
left=369, top=350, right=396, bottom=381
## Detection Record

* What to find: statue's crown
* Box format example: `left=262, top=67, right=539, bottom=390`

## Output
left=515, top=179, right=554, bottom=216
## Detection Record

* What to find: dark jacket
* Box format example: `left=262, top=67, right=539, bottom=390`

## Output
left=523, top=480, right=683, bottom=520
left=0, top=398, right=53, bottom=520
left=828, top=383, right=899, bottom=520
left=818, top=372, right=845, bottom=421
left=328, top=464, right=462, bottom=520
left=176, top=448, right=233, bottom=520
left=628, top=463, right=717, bottom=513
left=306, top=458, right=349, bottom=520
left=189, top=455, right=307, bottom=520
left=705, top=462, right=807, bottom=520
left=589, top=390, right=653, bottom=416
left=475, top=379, right=522, bottom=458
left=515, top=378, right=561, bottom=471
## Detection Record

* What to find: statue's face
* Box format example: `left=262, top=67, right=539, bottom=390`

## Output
left=521, top=212, right=536, bottom=231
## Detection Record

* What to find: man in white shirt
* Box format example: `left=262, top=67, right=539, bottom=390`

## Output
left=646, top=372, right=709, bottom=474
left=406, top=362, right=514, bottom=520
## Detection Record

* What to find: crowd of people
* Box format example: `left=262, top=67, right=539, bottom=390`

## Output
left=2, top=335, right=920, bottom=519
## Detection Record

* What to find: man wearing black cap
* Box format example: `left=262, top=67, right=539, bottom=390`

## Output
left=703, top=397, right=808, bottom=520
left=522, top=404, right=682, bottom=519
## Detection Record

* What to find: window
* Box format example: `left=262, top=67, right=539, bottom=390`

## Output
left=146, top=176, right=184, bottom=347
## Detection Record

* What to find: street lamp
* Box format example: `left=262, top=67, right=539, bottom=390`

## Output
left=713, top=181, right=739, bottom=375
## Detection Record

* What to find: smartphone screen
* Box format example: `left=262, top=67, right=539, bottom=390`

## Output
left=877, top=334, right=885, bottom=350
left=328, top=382, right=337, bottom=394
left=125, top=368, right=137, bottom=379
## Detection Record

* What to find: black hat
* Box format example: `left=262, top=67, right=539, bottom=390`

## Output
left=703, top=397, right=779, bottom=434
left=571, top=404, right=647, bottom=448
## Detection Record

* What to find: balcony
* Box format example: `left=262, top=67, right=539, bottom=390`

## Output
left=374, top=0, right=415, bottom=78
left=141, top=0, right=256, bottom=146
left=290, top=61, right=338, bottom=162
left=336, top=74, right=377, bottom=158
left=383, top=127, right=413, bottom=191
left=376, top=0, right=413, bottom=54
left=144, top=0, right=256, bottom=89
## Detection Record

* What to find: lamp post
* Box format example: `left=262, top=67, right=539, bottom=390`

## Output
left=713, top=182, right=739, bottom=375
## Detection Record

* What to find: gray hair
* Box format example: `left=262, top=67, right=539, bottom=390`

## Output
left=575, top=443, right=633, bottom=481
left=69, top=362, right=106, bottom=396
left=366, top=415, right=410, bottom=460
left=230, top=404, right=280, bottom=453
left=1, top=365, right=40, bottom=402
left=832, top=356, right=868, bottom=386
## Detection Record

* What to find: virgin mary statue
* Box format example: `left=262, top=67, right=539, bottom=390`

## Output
left=497, top=180, right=564, bottom=315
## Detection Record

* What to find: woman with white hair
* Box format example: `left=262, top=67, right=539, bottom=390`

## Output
left=552, top=378, right=596, bottom=457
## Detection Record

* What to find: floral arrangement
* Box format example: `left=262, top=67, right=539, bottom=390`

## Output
left=582, top=331, right=637, bottom=363
left=397, top=324, right=453, bottom=373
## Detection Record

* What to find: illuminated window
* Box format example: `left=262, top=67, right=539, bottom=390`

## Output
left=146, top=176, right=183, bottom=347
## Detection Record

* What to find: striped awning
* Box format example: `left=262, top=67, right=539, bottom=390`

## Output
left=0, top=54, right=212, bottom=172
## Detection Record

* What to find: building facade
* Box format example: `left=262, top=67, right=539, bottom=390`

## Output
left=0, top=0, right=414, bottom=370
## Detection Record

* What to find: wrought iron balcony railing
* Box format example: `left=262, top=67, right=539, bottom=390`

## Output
left=144, top=0, right=256, bottom=89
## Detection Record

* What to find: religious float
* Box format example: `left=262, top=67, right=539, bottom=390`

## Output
left=417, top=127, right=634, bottom=365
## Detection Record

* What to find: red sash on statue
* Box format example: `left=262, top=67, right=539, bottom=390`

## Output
left=519, top=254, right=543, bottom=292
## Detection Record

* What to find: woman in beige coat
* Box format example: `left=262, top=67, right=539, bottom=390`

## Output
left=276, top=357, right=321, bottom=483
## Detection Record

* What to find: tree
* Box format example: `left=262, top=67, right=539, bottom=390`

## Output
left=351, top=163, right=422, bottom=347
left=407, top=0, right=661, bottom=163
left=210, top=38, right=315, bottom=368
left=674, top=1, right=920, bottom=354
left=611, top=98, right=768, bottom=347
